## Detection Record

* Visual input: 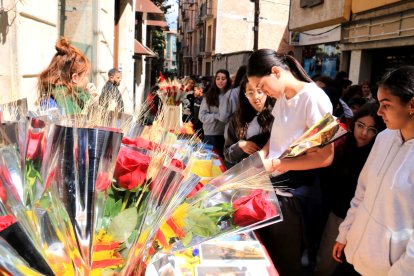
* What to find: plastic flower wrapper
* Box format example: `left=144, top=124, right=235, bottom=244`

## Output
left=153, top=152, right=282, bottom=253
left=0, top=236, right=44, bottom=276
left=0, top=98, right=28, bottom=123
left=29, top=123, right=123, bottom=273
left=98, top=134, right=198, bottom=274
left=117, top=135, right=202, bottom=274
left=0, top=104, right=28, bottom=172
left=120, top=152, right=280, bottom=275
left=23, top=117, right=51, bottom=207
left=0, top=208, right=53, bottom=275
left=122, top=169, right=201, bottom=275
left=0, top=120, right=27, bottom=172
left=93, top=138, right=160, bottom=273
left=0, top=145, right=39, bottom=240
left=0, top=119, right=82, bottom=274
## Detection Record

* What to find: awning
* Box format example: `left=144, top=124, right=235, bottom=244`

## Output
left=146, top=20, right=167, bottom=27
left=136, top=0, right=163, bottom=14
left=134, top=40, right=156, bottom=57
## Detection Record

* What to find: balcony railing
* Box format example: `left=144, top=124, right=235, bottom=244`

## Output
left=195, top=11, right=203, bottom=26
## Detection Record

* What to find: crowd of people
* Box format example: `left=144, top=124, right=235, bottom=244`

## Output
left=36, top=37, right=414, bottom=276
left=165, top=52, right=414, bottom=276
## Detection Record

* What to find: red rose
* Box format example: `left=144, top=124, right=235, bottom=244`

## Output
left=186, top=182, right=204, bottom=199
left=0, top=215, right=16, bottom=232
left=96, top=171, right=111, bottom=192
left=0, top=181, right=6, bottom=203
left=0, top=166, right=19, bottom=203
left=232, top=189, right=278, bottom=227
left=170, top=159, right=185, bottom=170
left=26, top=129, right=43, bottom=160
left=44, top=167, right=55, bottom=190
left=114, top=147, right=151, bottom=190
left=31, top=118, right=45, bottom=129
left=122, top=137, right=155, bottom=151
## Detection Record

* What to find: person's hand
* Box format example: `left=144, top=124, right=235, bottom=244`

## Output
left=268, top=158, right=288, bottom=174
left=86, top=82, right=98, bottom=97
left=238, top=140, right=260, bottom=155
left=332, top=241, right=346, bottom=263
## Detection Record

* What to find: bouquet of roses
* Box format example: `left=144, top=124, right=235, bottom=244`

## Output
left=93, top=125, right=198, bottom=274
left=138, top=153, right=282, bottom=261
left=156, top=73, right=189, bottom=106
left=0, top=97, right=285, bottom=275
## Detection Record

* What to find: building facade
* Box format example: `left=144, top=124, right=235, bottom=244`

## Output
left=289, top=0, right=414, bottom=85
left=177, top=0, right=291, bottom=77
left=164, top=31, right=178, bottom=73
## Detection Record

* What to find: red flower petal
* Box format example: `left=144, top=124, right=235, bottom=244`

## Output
left=0, top=215, right=16, bottom=232
left=233, top=189, right=277, bottom=227
left=26, top=130, right=43, bottom=160
left=114, top=147, right=151, bottom=190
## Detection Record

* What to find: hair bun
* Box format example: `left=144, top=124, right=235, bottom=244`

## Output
left=55, top=37, right=71, bottom=56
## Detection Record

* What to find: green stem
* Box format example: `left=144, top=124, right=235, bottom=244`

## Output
left=230, top=190, right=240, bottom=206
left=134, top=180, right=151, bottom=208
left=207, top=212, right=230, bottom=217
left=121, top=190, right=131, bottom=211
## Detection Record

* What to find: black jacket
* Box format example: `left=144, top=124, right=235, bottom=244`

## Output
left=224, top=115, right=270, bottom=165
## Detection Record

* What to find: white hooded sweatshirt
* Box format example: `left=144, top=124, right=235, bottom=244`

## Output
left=337, top=129, right=414, bottom=276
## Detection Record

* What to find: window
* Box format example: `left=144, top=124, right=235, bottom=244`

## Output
left=58, top=0, right=98, bottom=82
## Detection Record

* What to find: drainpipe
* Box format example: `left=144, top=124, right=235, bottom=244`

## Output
left=92, top=0, right=98, bottom=83
left=114, top=0, right=120, bottom=68
left=251, top=0, right=259, bottom=51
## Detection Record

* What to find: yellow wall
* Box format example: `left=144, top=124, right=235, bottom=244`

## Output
left=352, top=0, right=401, bottom=13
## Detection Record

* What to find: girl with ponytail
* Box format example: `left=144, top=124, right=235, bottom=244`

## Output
left=38, top=37, right=95, bottom=115
left=247, top=49, right=334, bottom=276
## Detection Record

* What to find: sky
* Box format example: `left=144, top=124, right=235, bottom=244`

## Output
left=165, top=0, right=178, bottom=30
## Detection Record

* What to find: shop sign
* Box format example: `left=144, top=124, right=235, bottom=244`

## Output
left=290, top=25, right=341, bottom=46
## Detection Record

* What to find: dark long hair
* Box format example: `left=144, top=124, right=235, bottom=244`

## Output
left=205, top=69, right=231, bottom=107
left=337, top=102, right=385, bottom=157
left=247, top=49, right=312, bottom=82
left=232, top=65, right=247, bottom=88
left=235, top=76, right=275, bottom=139
left=350, top=102, right=385, bottom=133
left=378, top=66, right=414, bottom=104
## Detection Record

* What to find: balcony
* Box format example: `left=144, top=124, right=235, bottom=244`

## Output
left=200, top=0, right=213, bottom=21
left=195, top=12, right=203, bottom=26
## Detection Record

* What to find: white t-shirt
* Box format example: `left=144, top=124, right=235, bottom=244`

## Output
left=246, top=115, right=261, bottom=140
left=268, top=82, right=333, bottom=159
